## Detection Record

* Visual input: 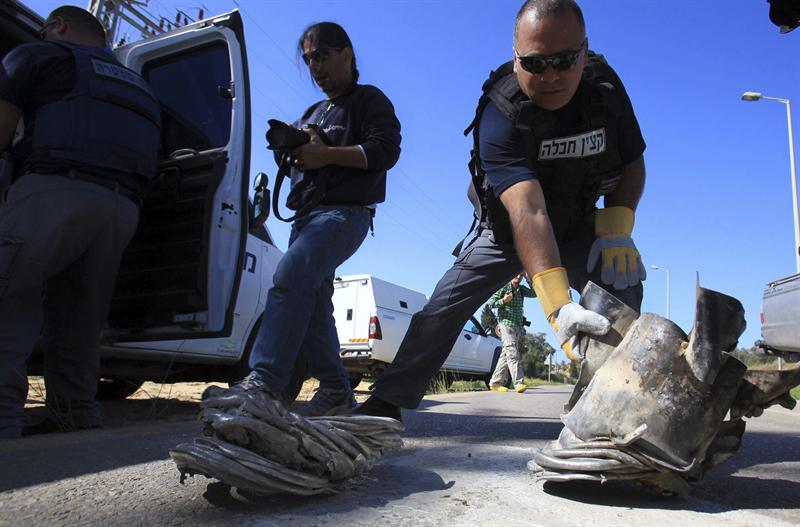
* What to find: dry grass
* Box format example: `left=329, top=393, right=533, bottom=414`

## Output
left=747, top=360, right=786, bottom=370
left=427, top=375, right=569, bottom=395
left=24, top=376, right=374, bottom=429
left=24, top=372, right=574, bottom=428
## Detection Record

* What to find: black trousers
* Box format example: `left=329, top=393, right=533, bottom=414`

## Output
left=372, top=224, right=644, bottom=409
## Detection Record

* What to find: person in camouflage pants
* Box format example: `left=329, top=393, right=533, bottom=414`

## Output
left=487, top=272, right=535, bottom=392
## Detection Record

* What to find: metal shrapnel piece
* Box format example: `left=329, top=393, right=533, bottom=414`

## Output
left=170, top=387, right=403, bottom=496
left=530, top=282, right=799, bottom=496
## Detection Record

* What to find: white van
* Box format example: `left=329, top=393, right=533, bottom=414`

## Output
left=757, top=273, right=800, bottom=357
left=333, top=275, right=503, bottom=388
left=3, top=4, right=287, bottom=399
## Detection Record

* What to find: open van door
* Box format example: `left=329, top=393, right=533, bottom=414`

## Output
left=105, top=10, right=250, bottom=341
left=0, top=0, right=42, bottom=56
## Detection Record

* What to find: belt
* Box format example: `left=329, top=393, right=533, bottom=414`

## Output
left=57, top=169, right=143, bottom=207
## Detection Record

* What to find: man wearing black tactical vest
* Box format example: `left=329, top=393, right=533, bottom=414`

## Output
left=0, top=6, right=160, bottom=438
left=357, top=0, right=646, bottom=420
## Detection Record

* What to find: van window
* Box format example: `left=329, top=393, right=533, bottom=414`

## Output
left=466, top=316, right=487, bottom=335
left=143, top=42, right=232, bottom=155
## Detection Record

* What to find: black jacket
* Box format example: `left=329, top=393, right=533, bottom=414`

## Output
left=292, top=83, right=401, bottom=206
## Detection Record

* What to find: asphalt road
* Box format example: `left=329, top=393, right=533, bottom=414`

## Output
left=1, top=385, right=799, bottom=527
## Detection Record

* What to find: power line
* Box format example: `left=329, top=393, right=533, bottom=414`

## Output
left=234, top=0, right=299, bottom=68
left=378, top=186, right=463, bottom=250
left=376, top=206, right=453, bottom=257
left=390, top=166, right=467, bottom=239
left=251, top=83, right=294, bottom=121
left=252, top=107, right=270, bottom=126
left=245, top=46, right=311, bottom=107
left=230, top=0, right=310, bottom=107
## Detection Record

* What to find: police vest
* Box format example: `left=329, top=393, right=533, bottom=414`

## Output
left=27, top=42, right=161, bottom=181
left=463, top=53, right=624, bottom=247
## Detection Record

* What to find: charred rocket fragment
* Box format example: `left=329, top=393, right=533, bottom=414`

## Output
left=169, top=386, right=403, bottom=496
left=530, top=282, right=800, bottom=496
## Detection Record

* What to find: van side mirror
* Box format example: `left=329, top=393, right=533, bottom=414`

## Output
left=485, top=326, right=494, bottom=337
left=252, top=172, right=270, bottom=228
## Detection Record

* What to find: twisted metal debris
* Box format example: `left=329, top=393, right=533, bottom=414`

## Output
left=529, top=282, right=800, bottom=496
left=170, top=385, right=403, bottom=496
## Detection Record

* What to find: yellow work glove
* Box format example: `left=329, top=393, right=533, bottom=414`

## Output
left=532, top=267, right=610, bottom=361
left=586, top=206, right=646, bottom=290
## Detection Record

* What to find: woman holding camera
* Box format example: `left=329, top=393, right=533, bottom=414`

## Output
left=225, top=22, right=401, bottom=416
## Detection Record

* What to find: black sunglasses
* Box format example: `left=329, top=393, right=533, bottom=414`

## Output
left=301, top=47, right=343, bottom=66
left=514, top=39, right=586, bottom=74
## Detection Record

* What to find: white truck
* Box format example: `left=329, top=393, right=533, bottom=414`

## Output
left=3, top=3, right=291, bottom=399
left=757, top=273, right=800, bottom=358
left=332, top=275, right=503, bottom=388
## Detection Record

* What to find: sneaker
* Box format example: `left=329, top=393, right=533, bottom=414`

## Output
left=489, top=385, right=509, bottom=392
left=353, top=395, right=402, bottom=422
left=296, top=387, right=356, bottom=417
left=515, top=384, right=527, bottom=393
left=202, top=371, right=276, bottom=407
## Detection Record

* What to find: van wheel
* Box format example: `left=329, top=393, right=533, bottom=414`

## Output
left=349, top=372, right=364, bottom=390
left=96, top=377, right=144, bottom=401
left=484, top=347, right=503, bottom=389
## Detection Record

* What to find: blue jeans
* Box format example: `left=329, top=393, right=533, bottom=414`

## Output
left=249, top=205, right=371, bottom=393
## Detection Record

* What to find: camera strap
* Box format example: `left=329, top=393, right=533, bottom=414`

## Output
left=271, top=101, right=333, bottom=223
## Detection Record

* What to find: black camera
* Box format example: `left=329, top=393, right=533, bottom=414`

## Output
left=264, top=120, right=331, bottom=222
left=265, top=119, right=312, bottom=152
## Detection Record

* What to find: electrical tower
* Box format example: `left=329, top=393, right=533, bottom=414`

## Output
left=87, top=0, right=205, bottom=47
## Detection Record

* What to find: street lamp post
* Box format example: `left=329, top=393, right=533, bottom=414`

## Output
left=742, top=91, right=799, bottom=274
left=650, top=265, right=670, bottom=319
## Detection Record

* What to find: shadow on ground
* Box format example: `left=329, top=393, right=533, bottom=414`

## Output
left=538, top=430, right=800, bottom=514
left=24, top=397, right=201, bottom=430
left=1, top=402, right=200, bottom=492
left=196, top=462, right=455, bottom=518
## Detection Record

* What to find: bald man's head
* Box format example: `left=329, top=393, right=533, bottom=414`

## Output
left=42, top=6, right=106, bottom=47
left=514, top=0, right=585, bottom=45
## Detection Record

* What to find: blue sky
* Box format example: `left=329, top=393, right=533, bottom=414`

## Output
left=29, top=1, right=800, bottom=360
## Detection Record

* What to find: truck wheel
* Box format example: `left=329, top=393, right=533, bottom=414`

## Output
left=96, top=377, right=144, bottom=401
left=483, top=347, right=503, bottom=389
left=349, top=372, right=364, bottom=390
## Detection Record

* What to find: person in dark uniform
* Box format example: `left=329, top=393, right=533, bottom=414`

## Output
left=0, top=6, right=160, bottom=438
left=356, top=0, right=646, bottom=421
left=213, top=22, right=401, bottom=417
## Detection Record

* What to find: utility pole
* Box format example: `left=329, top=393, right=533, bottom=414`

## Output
left=87, top=0, right=206, bottom=47
left=88, top=0, right=163, bottom=45
left=742, top=92, right=799, bottom=274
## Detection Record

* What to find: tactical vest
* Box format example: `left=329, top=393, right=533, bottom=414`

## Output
left=26, top=42, right=161, bottom=181
left=462, top=53, right=624, bottom=249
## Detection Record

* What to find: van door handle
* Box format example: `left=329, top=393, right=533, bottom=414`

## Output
left=464, top=334, right=472, bottom=340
